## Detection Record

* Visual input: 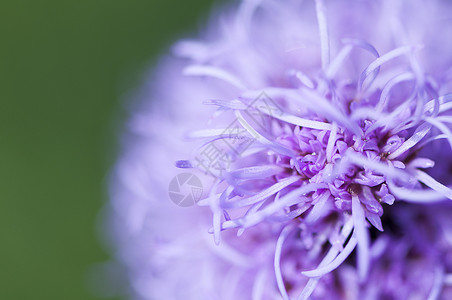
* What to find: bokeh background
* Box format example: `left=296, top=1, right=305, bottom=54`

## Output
left=0, top=1, right=216, bottom=299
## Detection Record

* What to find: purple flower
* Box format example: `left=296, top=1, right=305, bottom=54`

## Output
left=107, top=0, right=452, bottom=299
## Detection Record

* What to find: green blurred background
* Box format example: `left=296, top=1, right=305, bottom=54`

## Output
left=0, top=1, right=215, bottom=299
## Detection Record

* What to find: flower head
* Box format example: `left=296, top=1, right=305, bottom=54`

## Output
left=108, top=0, right=452, bottom=299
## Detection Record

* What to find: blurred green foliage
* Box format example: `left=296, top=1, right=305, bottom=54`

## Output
left=0, top=0, right=214, bottom=299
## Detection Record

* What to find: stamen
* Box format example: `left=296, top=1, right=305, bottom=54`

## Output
left=221, top=183, right=327, bottom=229
left=207, top=179, right=222, bottom=245
left=387, top=180, right=449, bottom=203
left=376, top=72, right=415, bottom=112
left=228, top=165, right=283, bottom=180
left=183, top=65, right=247, bottom=90
left=414, top=169, right=452, bottom=201
left=315, top=0, right=330, bottom=71
left=326, top=122, right=338, bottom=163
left=388, top=122, right=432, bottom=159
left=305, top=191, right=331, bottom=223
left=301, top=234, right=358, bottom=277
left=243, top=88, right=362, bottom=135
left=223, top=176, right=300, bottom=208
left=344, top=150, right=410, bottom=181
left=297, top=218, right=354, bottom=300
left=425, top=117, right=452, bottom=150
left=235, top=110, right=296, bottom=157
left=186, top=128, right=249, bottom=139
left=203, top=98, right=248, bottom=110
left=352, top=195, right=370, bottom=281
left=326, top=44, right=353, bottom=79
left=256, top=107, right=333, bottom=131
left=359, top=45, right=421, bottom=93
left=274, top=225, right=294, bottom=300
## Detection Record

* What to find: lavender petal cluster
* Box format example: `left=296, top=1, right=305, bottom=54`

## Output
left=108, top=0, right=452, bottom=299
